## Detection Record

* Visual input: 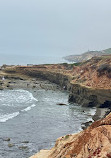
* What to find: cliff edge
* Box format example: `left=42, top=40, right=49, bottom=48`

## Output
left=1, top=55, right=111, bottom=158
left=3, top=55, right=111, bottom=108
left=30, top=112, right=111, bottom=158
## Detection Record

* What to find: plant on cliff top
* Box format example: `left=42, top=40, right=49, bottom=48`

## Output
left=97, top=64, right=111, bottom=78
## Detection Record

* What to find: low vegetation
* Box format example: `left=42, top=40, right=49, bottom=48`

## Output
left=97, top=64, right=111, bottom=78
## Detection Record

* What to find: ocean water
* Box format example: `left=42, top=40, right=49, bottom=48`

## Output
left=0, top=88, right=96, bottom=158
left=1, top=0, right=111, bottom=67
left=0, top=54, right=67, bottom=66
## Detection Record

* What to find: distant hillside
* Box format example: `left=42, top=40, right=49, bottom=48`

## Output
left=64, top=48, right=111, bottom=62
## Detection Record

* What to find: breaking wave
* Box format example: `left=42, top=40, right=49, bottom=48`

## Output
left=0, top=89, right=38, bottom=122
left=0, top=112, right=20, bottom=123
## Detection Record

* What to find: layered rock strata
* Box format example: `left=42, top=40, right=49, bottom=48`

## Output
left=4, top=62, right=111, bottom=108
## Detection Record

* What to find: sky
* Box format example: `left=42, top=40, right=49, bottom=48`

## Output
left=0, top=0, right=111, bottom=64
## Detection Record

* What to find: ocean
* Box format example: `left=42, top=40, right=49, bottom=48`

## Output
left=0, top=54, right=67, bottom=66
left=0, top=86, right=96, bottom=158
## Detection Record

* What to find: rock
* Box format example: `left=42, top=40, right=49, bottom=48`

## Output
left=68, top=94, right=75, bottom=102
left=9, top=87, right=13, bottom=90
left=18, top=146, right=28, bottom=150
left=6, top=84, right=10, bottom=87
left=3, top=138, right=10, bottom=141
left=0, top=87, right=3, bottom=90
left=8, top=143, right=15, bottom=147
left=56, top=103, right=67, bottom=106
left=81, top=121, right=93, bottom=130
left=21, top=141, right=29, bottom=144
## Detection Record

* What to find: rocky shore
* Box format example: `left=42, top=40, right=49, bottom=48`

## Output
left=1, top=59, right=111, bottom=122
left=0, top=68, right=61, bottom=91
left=1, top=55, right=111, bottom=158
left=3, top=55, right=111, bottom=109
left=30, top=112, right=111, bottom=158
left=1, top=67, right=111, bottom=112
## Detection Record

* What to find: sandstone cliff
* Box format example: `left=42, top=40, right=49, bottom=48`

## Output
left=3, top=55, right=111, bottom=108
left=2, top=56, right=111, bottom=158
left=30, top=112, right=111, bottom=158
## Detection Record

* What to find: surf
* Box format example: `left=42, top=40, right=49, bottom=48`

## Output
left=0, top=89, right=38, bottom=122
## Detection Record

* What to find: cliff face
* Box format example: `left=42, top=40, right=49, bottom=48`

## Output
left=3, top=56, right=111, bottom=158
left=30, top=112, right=111, bottom=158
left=69, top=83, right=111, bottom=107
left=4, top=55, right=111, bottom=108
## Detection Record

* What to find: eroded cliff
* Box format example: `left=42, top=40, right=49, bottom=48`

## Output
left=2, top=56, right=111, bottom=158
left=4, top=55, right=111, bottom=108
left=30, top=112, right=111, bottom=158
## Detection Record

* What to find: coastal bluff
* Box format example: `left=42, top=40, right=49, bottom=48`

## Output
left=30, top=112, right=111, bottom=158
left=64, top=48, right=111, bottom=62
left=1, top=55, right=111, bottom=158
left=4, top=55, right=111, bottom=108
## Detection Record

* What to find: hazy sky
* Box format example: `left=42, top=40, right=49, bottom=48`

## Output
left=0, top=0, right=111, bottom=58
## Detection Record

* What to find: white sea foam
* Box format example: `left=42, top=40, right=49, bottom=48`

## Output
left=21, top=104, right=36, bottom=112
left=0, top=112, right=19, bottom=122
left=12, top=89, right=38, bottom=103
left=89, top=108, right=96, bottom=116
left=0, top=89, right=38, bottom=122
left=0, top=103, right=37, bottom=122
left=87, top=117, right=94, bottom=122
left=86, top=108, right=96, bottom=122
left=0, top=89, right=38, bottom=106
left=28, top=92, right=38, bottom=102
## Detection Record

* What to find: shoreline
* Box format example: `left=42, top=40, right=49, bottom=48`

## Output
left=0, top=76, right=96, bottom=158
left=9, top=65, right=111, bottom=108
left=30, top=112, right=111, bottom=158
left=0, top=67, right=109, bottom=122
left=1, top=66, right=110, bottom=124
left=0, top=75, right=69, bottom=158
left=0, top=64, right=111, bottom=157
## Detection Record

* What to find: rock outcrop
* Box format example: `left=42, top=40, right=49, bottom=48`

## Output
left=3, top=55, right=111, bottom=108
left=69, top=83, right=111, bottom=108
left=1, top=56, right=111, bottom=158
left=64, top=48, right=111, bottom=62
left=30, top=112, right=111, bottom=158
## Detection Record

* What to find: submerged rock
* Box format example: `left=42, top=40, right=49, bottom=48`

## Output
left=3, top=138, right=10, bottom=141
left=8, top=143, right=15, bottom=147
left=21, top=141, right=29, bottom=144
left=18, top=146, right=28, bottom=150
left=56, top=103, right=67, bottom=106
